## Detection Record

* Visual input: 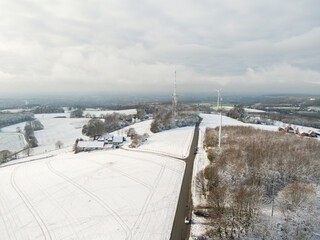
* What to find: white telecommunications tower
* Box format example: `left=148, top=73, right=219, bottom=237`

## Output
left=172, top=69, right=178, bottom=118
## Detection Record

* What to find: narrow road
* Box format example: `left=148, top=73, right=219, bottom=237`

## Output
left=170, top=120, right=201, bottom=240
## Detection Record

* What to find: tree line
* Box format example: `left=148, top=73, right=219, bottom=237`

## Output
left=82, top=113, right=135, bottom=137
left=33, top=106, right=64, bottom=114
left=0, top=112, right=34, bottom=129
left=150, top=106, right=199, bottom=133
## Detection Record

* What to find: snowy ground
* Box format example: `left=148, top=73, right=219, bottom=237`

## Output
left=1, top=115, right=89, bottom=155
left=212, top=106, right=265, bottom=113
left=0, top=111, right=197, bottom=240
left=83, top=109, right=137, bottom=116
left=117, top=119, right=153, bottom=136
left=0, top=109, right=29, bottom=113
left=1, top=109, right=138, bottom=156
left=138, top=126, right=194, bottom=158
left=119, top=120, right=195, bottom=159
left=0, top=149, right=185, bottom=240
left=0, top=133, right=27, bottom=152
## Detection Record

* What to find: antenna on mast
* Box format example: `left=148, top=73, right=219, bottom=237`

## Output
left=172, top=68, right=178, bottom=118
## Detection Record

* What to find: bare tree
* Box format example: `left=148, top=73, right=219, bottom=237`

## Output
left=16, top=127, right=22, bottom=133
left=0, top=150, right=11, bottom=163
left=129, top=133, right=149, bottom=148
left=127, top=128, right=137, bottom=138
left=73, top=143, right=80, bottom=154
left=195, top=170, right=207, bottom=199
left=55, top=141, right=64, bottom=149
left=24, top=144, right=33, bottom=157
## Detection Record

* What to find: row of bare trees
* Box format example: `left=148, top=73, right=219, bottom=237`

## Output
left=127, top=128, right=149, bottom=148
left=150, top=106, right=199, bottom=133
left=82, top=113, right=133, bottom=137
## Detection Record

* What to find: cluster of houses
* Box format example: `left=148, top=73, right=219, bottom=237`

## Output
left=278, top=125, right=320, bottom=138
left=77, top=134, right=126, bottom=151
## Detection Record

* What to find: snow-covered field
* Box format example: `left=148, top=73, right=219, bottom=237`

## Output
left=118, top=119, right=153, bottom=136
left=212, top=106, right=265, bottom=113
left=1, top=115, right=89, bottom=155
left=138, top=126, right=195, bottom=158
left=0, top=133, right=27, bottom=152
left=35, top=113, right=71, bottom=118
left=119, top=120, right=195, bottom=159
left=0, top=110, right=198, bottom=240
left=1, top=109, right=138, bottom=155
left=200, top=113, right=279, bottom=131
left=0, top=109, right=29, bottom=113
left=0, top=149, right=184, bottom=240
left=83, top=109, right=137, bottom=116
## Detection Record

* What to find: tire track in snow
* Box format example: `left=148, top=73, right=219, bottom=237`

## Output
left=139, top=161, right=179, bottom=240
left=0, top=169, right=28, bottom=240
left=11, top=165, right=52, bottom=240
left=79, top=158, right=152, bottom=190
left=0, top=194, right=15, bottom=240
left=131, top=163, right=165, bottom=239
left=108, top=150, right=183, bottom=174
left=46, top=160, right=131, bottom=239
left=31, top=165, right=83, bottom=240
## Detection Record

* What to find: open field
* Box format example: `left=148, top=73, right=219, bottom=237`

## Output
left=119, top=120, right=195, bottom=158
left=0, top=112, right=197, bottom=240
left=113, top=119, right=153, bottom=136
left=0, top=109, right=29, bottom=113
left=138, top=126, right=194, bottom=158
left=1, top=116, right=89, bottom=155
left=83, top=109, right=137, bottom=116
left=0, top=109, right=137, bottom=155
left=0, top=149, right=185, bottom=240
left=0, top=133, right=27, bottom=152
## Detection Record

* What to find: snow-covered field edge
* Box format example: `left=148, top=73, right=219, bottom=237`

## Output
left=123, top=126, right=195, bottom=159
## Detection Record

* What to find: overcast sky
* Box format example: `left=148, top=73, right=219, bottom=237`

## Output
left=0, top=0, right=319, bottom=95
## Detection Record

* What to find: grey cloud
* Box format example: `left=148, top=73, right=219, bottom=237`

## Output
left=0, top=0, right=319, bottom=95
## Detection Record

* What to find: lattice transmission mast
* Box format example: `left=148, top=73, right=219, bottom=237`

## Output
left=172, top=70, right=178, bottom=119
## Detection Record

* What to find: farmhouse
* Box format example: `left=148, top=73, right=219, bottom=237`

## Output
left=77, top=134, right=125, bottom=151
